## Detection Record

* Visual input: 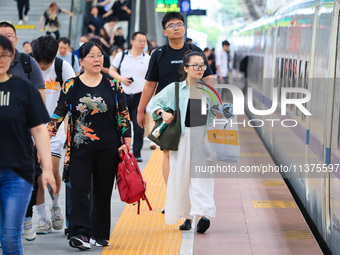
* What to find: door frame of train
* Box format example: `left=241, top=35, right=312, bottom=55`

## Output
left=322, top=1, right=340, bottom=237
left=305, top=3, right=321, bottom=205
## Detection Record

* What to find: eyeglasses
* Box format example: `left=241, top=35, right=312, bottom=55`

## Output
left=165, top=22, right=185, bottom=30
left=85, top=55, right=104, bottom=60
left=186, top=64, right=207, bottom=71
left=0, top=54, right=12, bottom=61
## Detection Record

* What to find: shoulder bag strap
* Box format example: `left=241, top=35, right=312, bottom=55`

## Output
left=175, top=82, right=179, bottom=110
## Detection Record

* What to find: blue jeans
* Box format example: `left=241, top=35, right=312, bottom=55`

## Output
left=0, top=168, right=32, bottom=255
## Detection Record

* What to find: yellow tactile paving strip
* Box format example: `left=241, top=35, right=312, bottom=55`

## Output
left=102, top=149, right=183, bottom=255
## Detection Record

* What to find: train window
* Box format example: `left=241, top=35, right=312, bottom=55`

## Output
left=292, top=59, right=298, bottom=113
left=296, top=60, right=304, bottom=117
left=275, top=57, right=280, bottom=87
left=298, top=60, right=304, bottom=88
left=288, top=59, right=293, bottom=88
left=284, top=58, right=289, bottom=88
left=302, top=61, right=309, bottom=120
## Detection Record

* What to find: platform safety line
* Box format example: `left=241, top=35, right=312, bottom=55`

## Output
left=102, top=150, right=183, bottom=255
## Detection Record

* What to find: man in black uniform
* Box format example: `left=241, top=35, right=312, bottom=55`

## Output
left=137, top=12, right=214, bottom=203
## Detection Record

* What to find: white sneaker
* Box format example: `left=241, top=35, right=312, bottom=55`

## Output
left=23, top=15, right=28, bottom=22
left=18, top=20, right=23, bottom=25
left=36, top=218, right=52, bottom=234
left=23, top=218, right=36, bottom=241
left=50, top=206, right=64, bottom=230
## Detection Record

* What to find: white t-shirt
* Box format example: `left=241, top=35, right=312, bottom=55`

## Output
left=112, top=50, right=150, bottom=95
left=215, top=50, right=228, bottom=77
left=57, top=52, right=80, bottom=73
left=43, top=60, right=75, bottom=117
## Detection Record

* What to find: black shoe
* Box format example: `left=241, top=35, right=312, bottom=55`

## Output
left=179, top=219, right=192, bottom=230
left=161, top=208, right=165, bottom=214
left=90, top=237, right=109, bottom=247
left=196, top=217, right=210, bottom=233
left=135, top=157, right=143, bottom=162
left=69, top=234, right=91, bottom=250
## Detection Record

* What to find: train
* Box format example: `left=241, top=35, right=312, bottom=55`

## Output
left=232, top=0, right=340, bottom=254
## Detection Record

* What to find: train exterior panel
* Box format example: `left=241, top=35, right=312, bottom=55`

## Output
left=233, top=0, right=340, bottom=253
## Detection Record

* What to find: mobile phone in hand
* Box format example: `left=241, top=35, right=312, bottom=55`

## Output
left=129, top=77, right=134, bottom=82
left=47, top=184, right=54, bottom=200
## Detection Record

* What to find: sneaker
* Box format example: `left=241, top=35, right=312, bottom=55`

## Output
left=23, top=219, right=36, bottom=241
left=36, top=218, right=52, bottom=234
left=23, top=15, right=28, bottom=22
left=50, top=206, right=64, bottom=230
left=18, top=20, right=23, bottom=25
left=69, top=234, right=91, bottom=250
left=90, top=237, right=109, bottom=247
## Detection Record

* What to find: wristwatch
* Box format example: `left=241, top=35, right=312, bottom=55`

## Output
left=158, top=110, right=164, bottom=117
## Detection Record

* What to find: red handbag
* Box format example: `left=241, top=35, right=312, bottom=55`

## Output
left=116, top=147, right=152, bottom=214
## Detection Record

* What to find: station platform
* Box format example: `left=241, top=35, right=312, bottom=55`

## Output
left=22, top=116, right=323, bottom=255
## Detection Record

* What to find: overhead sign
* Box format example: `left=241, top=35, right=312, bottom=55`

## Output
left=156, top=0, right=180, bottom=12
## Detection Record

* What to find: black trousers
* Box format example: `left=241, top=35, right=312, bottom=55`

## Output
left=17, top=0, right=29, bottom=20
left=125, top=92, right=144, bottom=158
left=46, top=30, right=60, bottom=40
left=25, top=147, right=42, bottom=218
left=69, top=147, right=119, bottom=240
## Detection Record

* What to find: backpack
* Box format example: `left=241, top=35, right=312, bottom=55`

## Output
left=20, top=54, right=64, bottom=85
left=54, top=57, right=64, bottom=85
left=116, top=50, right=128, bottom=74
left=71, top=53, right=75, bottom=68
left=155, top=42, right=194, bottom=63
left=20, top=53, right=32, bottom=79
left=116, top=147, right=152, bottom=214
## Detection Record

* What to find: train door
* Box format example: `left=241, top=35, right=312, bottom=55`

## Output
left=325, top=4, right=340, bottom=246
left=329, top=7, right=340, bottom=249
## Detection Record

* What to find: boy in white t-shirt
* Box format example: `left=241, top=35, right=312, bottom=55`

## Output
left=31, top=35, right=75, bottom=235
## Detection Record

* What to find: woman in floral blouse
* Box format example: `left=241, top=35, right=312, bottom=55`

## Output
left=47, top=41, right=131, bottom=249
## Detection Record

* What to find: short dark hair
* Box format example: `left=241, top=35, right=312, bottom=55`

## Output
left=0, top=21, right=16, bottom=35
left=23, top=41, right=31, bottom=47
left=162, top=12, right=184, bottom=29
left=32, top=35, right=58, bottom=64
left=89, top=38, right=102, bottom=47
left=0, top=34, right=14, bottom=56
left=0, top=35, right=15, bottom=74
left=58, top=37, right=71, bottom=46
left=131, top=31, right=147, bottom=41
left=203, top=47, right=209, bottom=53
left=79, top=41, right=103, bottom=60
left=222, top=40, right=230, bottom=47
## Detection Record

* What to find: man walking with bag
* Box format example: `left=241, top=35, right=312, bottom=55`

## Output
left=109, top=32, right=150, bottom=162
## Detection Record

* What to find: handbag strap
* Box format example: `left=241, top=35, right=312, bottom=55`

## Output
left=175, top=82, right=179, bottom=110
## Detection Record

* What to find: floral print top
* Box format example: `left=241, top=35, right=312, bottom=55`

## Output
left=47, top=75, right=131, bottom=181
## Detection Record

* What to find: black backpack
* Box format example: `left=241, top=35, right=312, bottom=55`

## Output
left=21, top=54, right=64, bottom=85
left=54, top=57, right=64, bottom=85
left=155, top=42, right=194, bottom=64
left=117, top=50, right=128, bottom=74
left=117, top=50, right=145, bottom=74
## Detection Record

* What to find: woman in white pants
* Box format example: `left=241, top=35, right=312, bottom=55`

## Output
left=150, top=51, right=216, bottom=233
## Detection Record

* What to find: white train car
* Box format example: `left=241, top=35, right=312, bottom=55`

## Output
left=233, top=0, right=340, bottom=253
